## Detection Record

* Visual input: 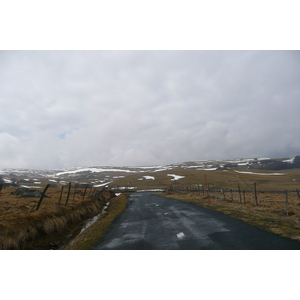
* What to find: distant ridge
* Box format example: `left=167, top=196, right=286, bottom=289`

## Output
left=0, top=155, right=299, bottom=188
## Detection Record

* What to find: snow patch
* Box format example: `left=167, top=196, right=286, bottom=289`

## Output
left=137, top=189, right=165, bottom=192
left=167, top=174, right=185, bottom=181
left=139, top=176, right=155, bottom=180
left=93, top=181, right=113, bottom=187
left=20, top=185, right=43, bottom=188
left=55, top=167, right=136, bottom=176
left=177, top=232, right=185, bottom=239
left=283, top=157, right=295, bottom=163
left=115, top=186, right=137, bottom=190
left=235, top=171, right=285, bottom=176
left=2, top=178, right=12, bottom=183
left=71, top=201, right=110, bottom=243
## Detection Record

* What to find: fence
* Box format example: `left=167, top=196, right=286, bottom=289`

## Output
left=0, top=182, right=109, bottom=211
left=166, top=183, right=300, bottom=217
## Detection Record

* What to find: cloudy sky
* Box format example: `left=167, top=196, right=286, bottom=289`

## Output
left=0, top=50, right=299, bottom=169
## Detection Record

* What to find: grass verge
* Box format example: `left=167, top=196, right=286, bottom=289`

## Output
left=64, top=194, right=128, bottom=250
left=161, top=191, right=300, bottom=243
left=0, top=189, right=115, bottom=250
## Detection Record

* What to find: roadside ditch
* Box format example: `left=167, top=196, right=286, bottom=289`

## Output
left=0, top=190, right=128, bottom=250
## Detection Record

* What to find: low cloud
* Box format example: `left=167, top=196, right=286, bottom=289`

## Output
left=0, top=50, right=299, bottom=169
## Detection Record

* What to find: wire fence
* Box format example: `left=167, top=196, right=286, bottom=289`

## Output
left=166, top=183, right=300, bottom=216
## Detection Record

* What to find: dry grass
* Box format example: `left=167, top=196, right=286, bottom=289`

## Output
left=0, top=185, right=115, bottom=250
left=64, top=194, right=128, bottom=250
left=109, top=168, right=300, bottom=192
left=162, top=190, right=300, bottom=242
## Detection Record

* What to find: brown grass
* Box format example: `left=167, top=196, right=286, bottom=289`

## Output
left=64, top=194, right=128, bottom=250
left=109, top=168, right=300, bottom=192
left=0, top=185, right=116, bottom=250
left=162, top=190, right=300, bottom=242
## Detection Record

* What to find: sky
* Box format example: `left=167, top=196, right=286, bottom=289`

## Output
left=0, top=50, right=299, bottom=169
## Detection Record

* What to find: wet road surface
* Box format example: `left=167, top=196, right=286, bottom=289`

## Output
left=93, top=192, right=300, bottom=250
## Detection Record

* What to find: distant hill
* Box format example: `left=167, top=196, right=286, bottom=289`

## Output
left=256, top=156, right=300, bottom=170
left=0, top=155, right=299, bottom=189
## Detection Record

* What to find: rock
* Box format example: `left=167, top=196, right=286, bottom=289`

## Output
left=11, top=187, right=49, bottom=198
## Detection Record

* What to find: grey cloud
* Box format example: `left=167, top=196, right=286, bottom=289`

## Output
left=0, top=50, right=299, bottom=169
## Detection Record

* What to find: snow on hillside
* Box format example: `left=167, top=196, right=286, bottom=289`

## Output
left=0, top=156, right=297, bottom=189
left=167, top=174, right=185, bottom=181
left=235, top=171, right=285, bottom=176
left=55, top=167, right=137, bottom=176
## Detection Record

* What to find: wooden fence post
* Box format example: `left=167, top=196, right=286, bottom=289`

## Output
left=58, top=185, right=64, bottom=204
left=296, top=189, right=300, bottom=199
left=230, top=189, right=233, bottom=202
left=65, top=182, right=72, bottom=205
left=204, top=174, right=210, bottom=205
left=82, top=185, right=88, bottom=200
left=88, top=184, right=94, bottom=197
left=254, top=182, right=258, bottom=206
left=36, top=184, right=50, bottom=211
left=238, top=183, right=242, bottom=204
left=72, top=184, right=78, bottom=202
left=222, top=189, right=226, bottom=200
left=0, top=184, right=2, bottom=192
left=243, top=190, right=246, bottom=204
left=286, top=190, right=289, bottom=216
left=90, top=187, right=97, bottom=198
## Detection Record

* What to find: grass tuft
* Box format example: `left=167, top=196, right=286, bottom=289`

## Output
left=0, top=188, right=116, bottom=250
left=64, top=194, right=128, bottom=250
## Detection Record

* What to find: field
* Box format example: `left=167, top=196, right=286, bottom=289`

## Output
left=1, top=165, right=300, bottom=249
left=109, top=167, right=300, bottom=192
left=0, top=184, right=115, bottom=250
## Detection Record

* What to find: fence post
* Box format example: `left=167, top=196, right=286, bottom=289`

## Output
left=65, top=182, right=72, bottom=205
left=72, top=184, right=78, bottom=202
left=0, top=184, right=2, bottom=192
left=243, top=190, right=246, bottom=204
left=36, top=184, right=50, bottom=211
left=286, top=190, right=289, bottom=216
left=296, top=189, right=300, bottom=199
left=82, top=185, right=88, bottom=200
left=254, top=182, right=258, bottom=206
left=238, top=183, right=242, bottom=204
left=204, top=174, right=210, bottom=205
left=230, top=189, right=233, bottom=202
left=88, top=184, right=94, bottom=197
left=90, top=187, right=97, bottom=198
left=58, top=185, right=64, bottom=204
left=222, top=188, right=226, bottom=200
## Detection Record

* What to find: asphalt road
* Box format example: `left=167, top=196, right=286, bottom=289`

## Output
left=93, top=192, right=300, bottom=250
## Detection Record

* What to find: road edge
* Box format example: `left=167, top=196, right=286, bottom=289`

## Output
left=63, top=194, right=129, bottom=250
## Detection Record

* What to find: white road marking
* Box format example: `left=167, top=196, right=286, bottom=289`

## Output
left=177, top=232, right=185, bottom=239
